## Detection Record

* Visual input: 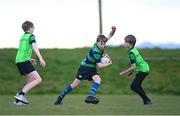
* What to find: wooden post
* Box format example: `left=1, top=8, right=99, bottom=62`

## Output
left=98, top=0, right=103, bottom=34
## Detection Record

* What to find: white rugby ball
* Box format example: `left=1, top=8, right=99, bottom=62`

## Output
left=101, top=56, right=110, bottom=64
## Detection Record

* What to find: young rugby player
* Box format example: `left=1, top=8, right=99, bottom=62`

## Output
left=120, top=35, right=152, bottom=105
left=54, top=26, right=116, bottom=105
left=14, top=21, right=46, bottom=105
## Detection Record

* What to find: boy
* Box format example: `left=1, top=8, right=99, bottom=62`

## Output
left=14, top=21, right=46, bottom=105
left=54, top=26, right=116, bottom=105
left=120, top=35, right=152, bottom=105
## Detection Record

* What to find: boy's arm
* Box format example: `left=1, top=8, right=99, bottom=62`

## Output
left=96, top=60, right=112, bottom=68
left=120, top=64, right=136, bottom=76
left=106, top=26, right=116, bottom=40
left=94, top=52, right=112, bottom=68
left=30, top=58, right=37, bottom=65
left=32, top=43, right=46, bottom=67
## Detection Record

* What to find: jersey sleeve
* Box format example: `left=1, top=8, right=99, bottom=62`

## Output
left=129, top=52, right=136, bottom=64
left=29, top=35, right=36, bottom=44
left=94, top=51, right=102, bottom=63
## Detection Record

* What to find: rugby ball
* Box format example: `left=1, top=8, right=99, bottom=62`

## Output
left=101, top=55, right=110, bottom=64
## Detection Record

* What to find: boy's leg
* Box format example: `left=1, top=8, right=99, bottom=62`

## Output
left=89, top=75, right=101, bottom=96
left=22, top=71, right=42, bottom=93
left=54, top=79, right=81, bottom=105
left=130, top=72, right=151, bottom=105
left=15, top=71, right=42, bottom=104
left=14, top=76, right=35, bottom=103
left=61, top=79, right=81, bottom=98
left=85, top=75, right=101, bottom=104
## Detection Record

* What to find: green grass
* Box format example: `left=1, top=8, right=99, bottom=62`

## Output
left=0, top=95, right=180, bottom=115
left=0, top=47, right=179, bottom=114
left=0, top=47, right=180, bottom=95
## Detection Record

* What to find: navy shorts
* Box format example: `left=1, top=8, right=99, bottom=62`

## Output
left=16, top=61, right=35, bottom=75
left=76, top=65, right=98, bottom=81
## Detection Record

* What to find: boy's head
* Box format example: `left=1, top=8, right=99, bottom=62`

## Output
left=22, top=21, right=34, bottom=33
left=124, top=34, right=136, bottom=48
left=96, top=35, right=108, bottom=49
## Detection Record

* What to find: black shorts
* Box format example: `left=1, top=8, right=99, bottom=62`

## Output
left=76, top=65, right=98, bottom=81
left=16, top=61, right=35, bottom=75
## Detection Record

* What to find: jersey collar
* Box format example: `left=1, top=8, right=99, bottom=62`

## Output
left=95, top=43, right=103, bottom=52
left=128, top=47, right=134, bottom=52
left=25, top=32, right=32, bottom=34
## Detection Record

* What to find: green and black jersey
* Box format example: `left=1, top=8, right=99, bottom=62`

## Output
left=81, top=43, right=104, bottom=68
left=16, top=32, right=36, bottom=63
left=128, top=47, right=150, bottom=73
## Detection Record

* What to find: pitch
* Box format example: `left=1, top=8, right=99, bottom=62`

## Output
left=0, top=95, right=180, bottom=115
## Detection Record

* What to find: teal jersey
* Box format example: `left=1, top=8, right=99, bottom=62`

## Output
left=16, top=32, right=36, bottom=63
left=81, top=43, right=104, bottom=68
left=128, top=47, right=150, bottom=73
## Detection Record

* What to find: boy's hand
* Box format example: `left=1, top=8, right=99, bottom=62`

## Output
left=103, top=54, right=112, bottom=61
left=39, top=58, right=46, bottom=67
left=120, top=71, right=128, bottom=77
left=120, top=71, right=133, bottom=78
left=127, top=72, right=133, bottom=76
left=102, top=53, right=108, bottom=57
left=30, top=58, right=37, bottom=65
left=120, top=71, right=125, bottom=76
left=112, top=26, right=116, bottom=31
left=108, top=59, right=112, bottom=65
left=105, top=54, right=112, bottom=65
left=106, top=26, right=116, bottom=40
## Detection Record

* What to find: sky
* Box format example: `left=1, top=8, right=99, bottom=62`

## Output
left=0, top=0, right=180, bottom=48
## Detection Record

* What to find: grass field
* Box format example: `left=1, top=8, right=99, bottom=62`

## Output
left=0, top=48, right=180, bottom=115
left=1, top=48, right=180, bottom=95
left=0, top=95, right=180, bottom=115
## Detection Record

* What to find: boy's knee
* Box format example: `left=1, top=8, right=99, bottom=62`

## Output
left=94, top=77, right=102, bottom=84
left=71, top=79, right=81, bottom=89
left=71, top=83, right=79, bottom=89
left=39, top=78, right=42, bottom=83
left=98, top=78, right=102, bottom=83
left=130, top=83, right=137, bottom=91
left=37, top=77, right=42, bottom=84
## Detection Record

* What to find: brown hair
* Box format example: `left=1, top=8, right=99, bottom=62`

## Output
left=96, top=35, right=108, bottom=43
left=22, top=21, right=34, bottom=32
left=124, top=34, right=136, bottom=46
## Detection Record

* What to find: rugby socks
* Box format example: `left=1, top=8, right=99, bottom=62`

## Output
left=59, top=85, right=73, bottom=98
left=88, top=82, right=100, bottom=96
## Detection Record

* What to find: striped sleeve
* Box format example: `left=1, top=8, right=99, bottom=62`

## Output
left=29, top=35, right=36, bottom=44
left=94, top=51, right=102, bottom=63
left=129, top=52, right=136, bottom=64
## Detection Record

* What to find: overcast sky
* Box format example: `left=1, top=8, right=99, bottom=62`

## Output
left=0, top=0, right=180, bottom=48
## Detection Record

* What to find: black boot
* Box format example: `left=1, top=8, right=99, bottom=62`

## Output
left=54, top=96, right=63, bottom=105
left=84, top=96, right=100, bottom=104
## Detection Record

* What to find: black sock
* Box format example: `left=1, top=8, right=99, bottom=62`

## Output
left=19, top=91, right=25, bottom=96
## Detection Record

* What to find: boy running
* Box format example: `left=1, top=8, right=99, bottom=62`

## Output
left=120, top=35, right=152, bottom=105
left=14, top=21, right=46, bottom=105
left=54, top=26, right=116, bottom=105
